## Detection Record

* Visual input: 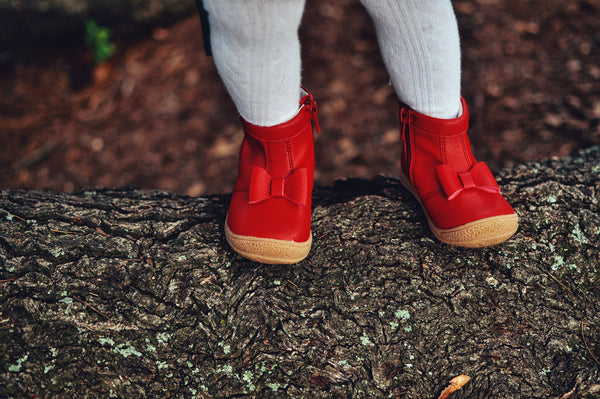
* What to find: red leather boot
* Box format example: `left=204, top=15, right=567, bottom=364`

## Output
left=399, top=97, right=518, bottom=247
left=225, top=90, right=320, bottom=264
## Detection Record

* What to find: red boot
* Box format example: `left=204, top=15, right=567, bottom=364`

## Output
left=399, top=97, right=518, bottom=247
left=225, top=91, right=320, bottom=264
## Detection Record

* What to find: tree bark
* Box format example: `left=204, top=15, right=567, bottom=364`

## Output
left=1, top=147, right=599, bottom=398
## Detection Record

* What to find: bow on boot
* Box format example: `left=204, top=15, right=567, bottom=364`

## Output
left=435, top=161, right=501, bottom=201
left=248, top=166, right=309, bottom=206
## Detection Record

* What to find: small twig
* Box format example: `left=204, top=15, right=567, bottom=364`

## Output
left=95, top=227, right=111, bottom=237
left=49, top=228, right=77, bottom=235
left=72, top=296, right=110, bottom=320
left=0, top=279, right=16, bottom=283
left=547, top=272, right=573, bottom=295
left=581, top=320, right=600, bottom=368
left=6, top=213, right=27, bottom=222
left=559, top=381, right=579, bottom=399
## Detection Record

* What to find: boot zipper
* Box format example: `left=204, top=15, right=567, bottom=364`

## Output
left=301, top=89, right=320, bottom=134
left=400, top=107, right=412, bottom=176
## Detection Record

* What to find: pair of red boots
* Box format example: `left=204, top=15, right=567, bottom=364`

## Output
left=225, top=90, right=518, bottom=264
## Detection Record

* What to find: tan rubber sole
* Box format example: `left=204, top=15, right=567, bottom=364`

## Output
left=224, top=218, right=312, bottom=264
left=398, top=172, right=518, bottom=248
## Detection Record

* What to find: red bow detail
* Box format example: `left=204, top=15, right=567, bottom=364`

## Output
left=248, top=166, right=309, bottom=206
left=436, top=161, right=500, bottom=200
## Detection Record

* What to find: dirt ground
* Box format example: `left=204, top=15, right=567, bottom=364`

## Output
left=1, top=0, right=599, bottom=196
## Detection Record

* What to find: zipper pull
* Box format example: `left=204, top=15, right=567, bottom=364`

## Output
left=310, top=99, right=320, bottom=134
left=301, top=89, right=320, bottom=134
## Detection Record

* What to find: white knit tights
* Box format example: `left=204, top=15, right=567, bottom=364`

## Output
left=203, top=0, right=462, bottom=126
left=359, top=0, right=462, bottom=118
left=202, top=0, right=306, bottom=127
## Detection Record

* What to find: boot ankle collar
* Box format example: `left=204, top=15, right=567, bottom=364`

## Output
left=241, top=88, right=320, bottom=141
left=400, top=97, right=469, bottom=137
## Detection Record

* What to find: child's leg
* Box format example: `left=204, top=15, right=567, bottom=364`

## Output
left=201, top=0, right=318, bottom=263
left=202, top=0, right=305, bottom=126
left=359, top=0, right=461, bottom=119
left=360, top=0, right=518, bottom=247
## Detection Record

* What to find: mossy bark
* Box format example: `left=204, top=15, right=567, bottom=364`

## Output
left=1, top=147, right=599, bottom=398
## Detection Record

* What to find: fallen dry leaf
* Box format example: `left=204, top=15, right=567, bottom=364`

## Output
left=437, top=374, right=471, bottom=399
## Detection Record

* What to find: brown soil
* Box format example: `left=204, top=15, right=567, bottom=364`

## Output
left=1, top=0, right=599, bottom=196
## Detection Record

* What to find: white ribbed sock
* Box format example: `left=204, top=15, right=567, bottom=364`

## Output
left=203, top=0, right=305, bottom=127
left=360, top=0, right=462, bottom=119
